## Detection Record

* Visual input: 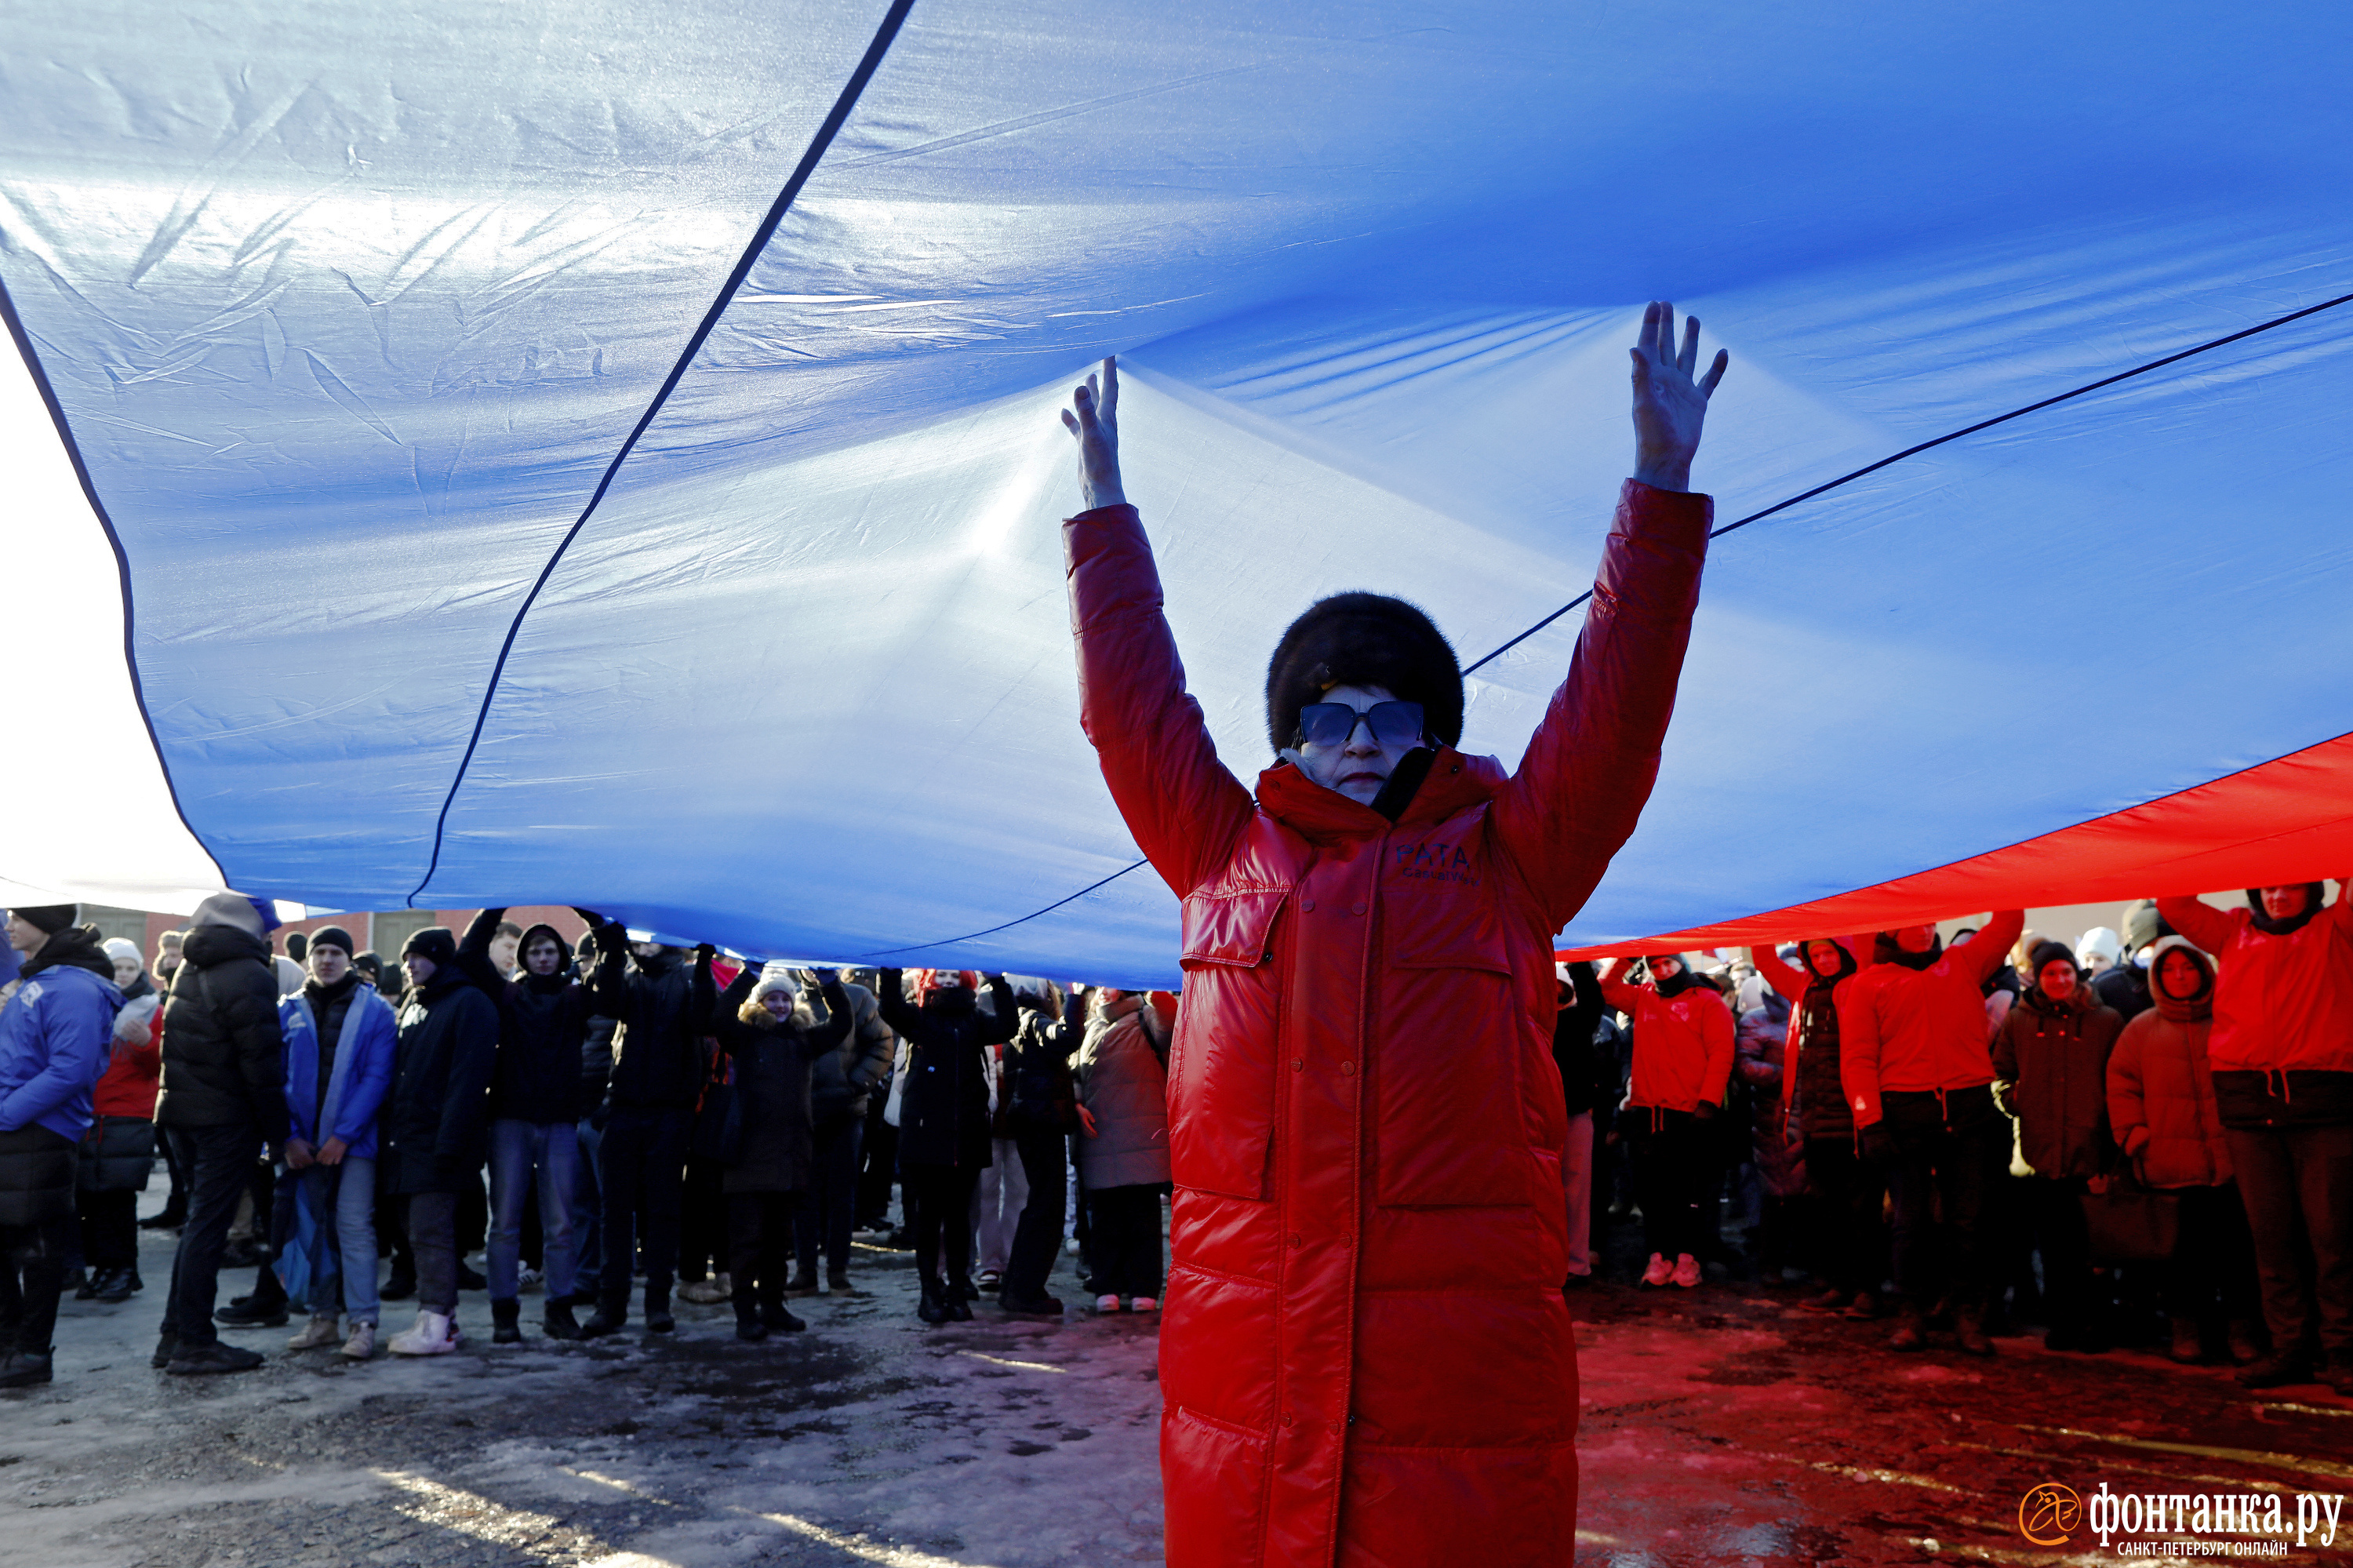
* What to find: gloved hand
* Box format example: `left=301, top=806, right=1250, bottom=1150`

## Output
left=1693, top=1101, right=1718, bottom=1122
left=1860, top=1122, right=1895, bottom=1164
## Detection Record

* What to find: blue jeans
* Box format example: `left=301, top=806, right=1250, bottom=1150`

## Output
left=488, top=1119, right=578, bottom=1302
left=286, top=1156, right=380, bottom=1325
left=572, top=1117, right=604, bottom=1300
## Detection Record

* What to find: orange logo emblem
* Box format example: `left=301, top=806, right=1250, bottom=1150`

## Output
left=2019, top=1483, right=2082, bottom=1546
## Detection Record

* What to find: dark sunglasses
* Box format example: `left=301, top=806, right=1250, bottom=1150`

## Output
left=1295, top=700, right=1426, bottom=750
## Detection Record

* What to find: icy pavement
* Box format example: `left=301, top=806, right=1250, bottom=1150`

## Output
left=7, top=1211, right=2351, bottom=1566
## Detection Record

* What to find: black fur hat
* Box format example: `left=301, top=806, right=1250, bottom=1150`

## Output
left=1264, top=592, right=1463, bottom=755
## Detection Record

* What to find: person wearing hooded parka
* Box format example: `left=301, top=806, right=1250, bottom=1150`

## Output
left=1752, top=937, right=1885, bottom=1315
left=1598, top=953, right=1735, bottom=1289
left=1838, top=910, right=2026, bottom=1355
left=878, top=968, right=1016, bottom=1324
left=0, top=905, right=122, bottom=1388
left=2157, top=882, right=2353, bottom=1394
left=708, top=963, right=853, bottom=1339
left=1991, top=940, right=2125, bottom=1353
left=2106, top=937, right=2261, bottom=1366
left=1056, top=303, right=1728, bottom=1565
left=77, top=937, right=164, bottom=1305
left=275, top=926, right=396, bottom=1359
left=380, top=926, right=498, bottom=1355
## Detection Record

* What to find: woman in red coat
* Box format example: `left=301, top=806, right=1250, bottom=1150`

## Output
left=1598, top=954, right=1735, bottom=1288
left=1058, top=304, right=1727, bottom=1567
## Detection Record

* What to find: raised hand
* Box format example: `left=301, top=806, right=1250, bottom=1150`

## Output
left=1059, top=356, right=1126, bottom=511
left=1629, top=303, right=1729, bottom=493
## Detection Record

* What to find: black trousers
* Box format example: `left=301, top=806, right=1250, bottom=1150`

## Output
left=904, top=1161, right=980, bottom=1288
left=1882, top=1086, right=2006, bottom=1311
left=1002, top=1122, right=1069, bottom=1299
left=856, top=1104, right=897, bottom=1229
left=78, top=1187, right=140, bottom=1272
left=727, top=1191, right=799, bottom=1319
left=0, top=1215, right=73, bottom=1357
left=2022, top=1174, right=2098, bottom=1334
left=795, top=1117, right=864, bottom=1279
left=1802, top=1134, right=1882, bottom=1295
left=1629, top=1108, right=1711, bottom=1260
left=160, top=1122, right=262, bottom=1349
left=598, top=1107, right=691, bottom=1312
left=2226, top=1122, right=2353, bottom=1359
left=1087, top=1183, right=1164, bottom=1300
left=679, top=1155, right=726, bottom=1283
left=2166, top=1182, right=2260, bottom=1322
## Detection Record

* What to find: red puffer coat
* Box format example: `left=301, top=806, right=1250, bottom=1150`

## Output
left=1065, top=482, right=1709, bottom=1567
left=2157, top=889, right=2353, bottom=1075
left=1598, top=968, right=1734, bottom=1117
left=2106, top=937, right=2232, bottom=1188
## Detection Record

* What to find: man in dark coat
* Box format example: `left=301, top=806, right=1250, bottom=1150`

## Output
left=457, top=908, right=594, bottom=1342
left=580, top=919, right=713, bottom=1337
left=153, top=893, right=289, bottom=1375
left=381, top=926, right=498, bottom=1355
left=0, top=904, right=121, bottom=1387
left=998, top=981, right=1082, bottom=1317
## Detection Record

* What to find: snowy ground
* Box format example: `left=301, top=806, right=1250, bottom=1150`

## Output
left=8, top=1195, right=2351, bottom=1566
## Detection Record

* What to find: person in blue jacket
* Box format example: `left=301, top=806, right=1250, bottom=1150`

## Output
left=0, top=904, right=123, bottom=1388
left=276, top=927, right=398, bottom=1362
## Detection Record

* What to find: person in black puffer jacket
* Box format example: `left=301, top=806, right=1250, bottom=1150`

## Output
left=999, top=980, right=1082, bottom=1315
left=153, top=893, right=289, bottom=1376
left=709, top=965, right=853, bottom=1339
left=380, top=926, right=498, bottom=1355
left=877, top=969, right=1016, bottom=1323
left=791, top=969, right=894, bottom=1296
left=1553, top=962, right=1609, bottom=1286
left=457, top=908, right=595, bottom=1342
left=579, top=919, right=713, bottom=1337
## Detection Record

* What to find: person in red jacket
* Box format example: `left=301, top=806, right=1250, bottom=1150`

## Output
left=2106, top=937, right=2261, bottom=1367
left=1598, top=955, right=1734, bottom=1288
left=2156, top=883, right=2353, bottom=1393
left=1752, top=937, right=1886, bottom=1317
left=1057, top=304, right=1726, bottom=1567
left=1838, top=910, right=2024, bottom=1355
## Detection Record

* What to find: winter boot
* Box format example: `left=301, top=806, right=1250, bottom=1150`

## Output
left=0, top=1350, right=54, bottom=1388
left=491, top=1297, right=522, bottom=1344
left=917, top=1279, right=951, bottom=1325
left=760, top=1300, right=807, bottom=1334
left=387, top=1310, right=459, bottom=1355
left=827, top=1270, right=857, bottom=1295
left=167, top=1341, right=266, bottom=1374
left=999, top=1289, right=1064, bottom=1319
left=2167, top=1316, right=2206, bottom=1365
left=541, top=1301, right=580, bottom=1341
left=2226, top=1319, right=2264, bottom=1366
left=1955, top=1304, right=1995, bottom=1356
left=215, top=1290, right=289, bottom=1329
left=1888, top=1305, right=1928, bottom=1352
left=286, top=1313, right=343, bottom=1351
left=643, top=1289, right=675, bottom=1334
left=578, top=1297, right=630, bottom=1338
left=2236, top=1348, right=2313, bottom=1388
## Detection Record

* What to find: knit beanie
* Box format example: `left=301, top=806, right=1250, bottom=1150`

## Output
left=1264, top=592, right=1463, bottom=755
left=12, top=904, right=78, bottom=936
left=401, top=926, right=460, bottom=966
left=309, top=926, right=358, bottom=958
left=2028, top=939, right=2078, bottom=984
left=102, top=937, right=144, bottom=967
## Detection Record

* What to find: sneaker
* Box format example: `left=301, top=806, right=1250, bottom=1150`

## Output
left=1129, top=1296, right=1159, bottom=1313
left=1639, top=1253, right=1674, bottom=1288
left=0, top=1351, right=54, bottom=1388
left=1093, top=1294, right=1123, bottom=1315
left=287, top=1314, right=342, bottom=1351
left=340, top=1321, right=377, bottom=1360
left=168, top=1341, right=266, bottom=1375
left=387, top=1311, right=460, bottom=1356
left=516, top=1265, right=542, bottom=1293
left=94, top=1268, right=138, bottom=1304
left=976, top=1270, right=1002, bottom=1293
left=1671, top=1254, right=1702, bottom=1290
left=1064, top=1236, right=1082, bottom=1255
left=678, top=1278, right=730, bottom=1305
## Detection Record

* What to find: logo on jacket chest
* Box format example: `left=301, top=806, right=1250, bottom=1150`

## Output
left=1391, top=839, right=1482, bottom=889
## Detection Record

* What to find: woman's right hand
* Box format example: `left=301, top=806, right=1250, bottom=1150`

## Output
left=1076, top=1104, right=1099, bottom=1137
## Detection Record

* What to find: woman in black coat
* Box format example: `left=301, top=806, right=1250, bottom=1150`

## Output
left=876, top=969, right=1015, bottom=1323
left=711, top=963, right=852, bottom=1340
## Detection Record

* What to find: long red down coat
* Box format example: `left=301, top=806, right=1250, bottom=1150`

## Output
left=1064, top=480, right=1710, bottom=1567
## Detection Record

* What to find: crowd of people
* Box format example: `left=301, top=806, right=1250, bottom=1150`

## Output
left=1573, top=888, right=2351, bottom=1393
left=0, top=884, right=2345, bottom=1399
left=0, top=897, right=1176, bottom=1385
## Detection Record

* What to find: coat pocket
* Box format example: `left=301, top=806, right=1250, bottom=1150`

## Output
left=1377, top=920, right=1529, bottom=1206
left=1171, top=887, right=1286, bottom=1201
